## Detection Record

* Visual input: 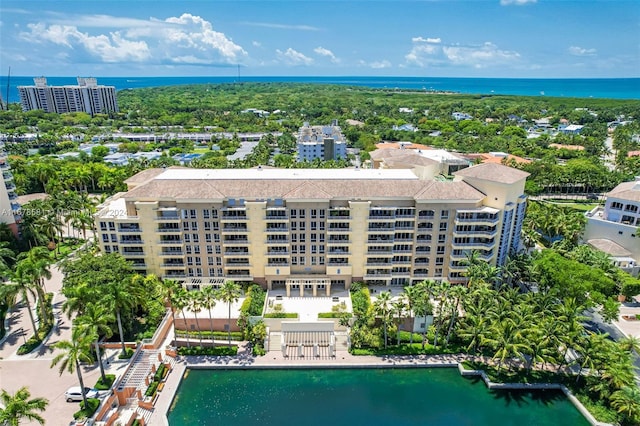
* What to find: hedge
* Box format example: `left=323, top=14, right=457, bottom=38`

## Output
left=177, top=346, right=238, bottom=356
left=175, top=330, right=244, bottom=340
left=264, top=313, right=298, bottom=318
left=94, top=374, right=116, bottom=390
left=73, top=398, right=100, bottom=420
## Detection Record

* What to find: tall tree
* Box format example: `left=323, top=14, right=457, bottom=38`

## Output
left=201, top=285, right=218, bottom=344
left=50, top=327, right=94, bottom=408
left=373, top=291, right=393, bottom=350
left=218, top=281, right=242, bottom=345
left=75, top=302, right=115, bottom=384
left=0, top=387, right=48, bottom=426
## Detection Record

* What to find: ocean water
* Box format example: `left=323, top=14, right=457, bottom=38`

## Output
left=1, top=75, right=638, bottom=104
left=167, top=368, right=590, bottom=426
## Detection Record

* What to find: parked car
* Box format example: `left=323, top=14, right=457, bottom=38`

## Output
left=64, top=387, right=100, bottom=402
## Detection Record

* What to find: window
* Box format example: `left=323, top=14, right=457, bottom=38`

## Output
left=208, top=256, right=214, bottom=265
left=292, top=245, right=298, bottom=254
left=439, top=223, right=448, bottom=231
left=190, top=209, right=197, bottom=219
left=311, top=221, right=317, bottom=230
left=102, top=234, right=109, bottom=242
left=435, top=257, right=444, bottom=266
left=291, top=209, right=297, bottom=218
left=311, top=209, right=317, bottom=218
left=195, top=258, right=202, bottom=266
left=292, top=234, right=297, bottom=242
left=311, top=256, right=317, bottom=265
left=300, top=245, right=306, bottom=254
left=299, top=221, right=306, bottom=230
left=216, top=257, right=222, bottom=266
left=319, top=209, right=325, bottom=219
left=203, top=209, right=210, bottom=219
left=192, top=233, right=199, bottom=243
left=292, top=256, right=298, bottom=265
left=182, top=209, right=189, bottom=219
left=205, top=234, right=212, bottom=243
left=438, top=234, right=446, bottom=243
left=311, top=233, right=317, bottom=242
left=214, top=234, right=220, bottom=243
left=300, top=256, right=306, bottom=265
left=187, top=256, right=194, bottom=266
left=194, top=246, right=200, bottom=254
left=207, top=245, right=213, bottom=254
left=437, top=246, right=445, bottom=254
left=311, top=245, right=317, bottom=254
left=100, top=222, right=107, bottom=231
left=291, top=222, right=297, bottom=231
left=319, top=222, right=325, bottom=231
left=185, top=234, right=191, bottom=242
left=319, top=256, right=325, bottom=265
left=204, top=222, right=211, bottom=231
left=299, top=209, right=306, bottom=219
left=319, top=245, right=325, bottom=253
left=299, top=233, right=306, bottom=242
left=110, top=234, right=117, bottom=242
left=440, top=210, right=449, bottom=219
left=215, top=245, right=221, bottom=254
left=191, top=221, right=198, bottom=231
left=209, top=268, right=215, bottom=276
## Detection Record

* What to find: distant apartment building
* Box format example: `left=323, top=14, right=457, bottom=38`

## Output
left=18, top=77, right=118, bottom=115
left=95, top=163, right=529, bottom=294
left=584, top=178, right=640, bottom=276
left=297, top=121, right=347, bottom=162
left=0, top=138, right=20, bottom=237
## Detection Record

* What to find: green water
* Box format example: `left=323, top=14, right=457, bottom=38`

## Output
left=167, top=368, right=590, bottom=426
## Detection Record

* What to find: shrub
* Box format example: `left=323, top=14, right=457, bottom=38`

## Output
left=264, top=313, right=298, bottom=318
left=177, top=346, right=238, bottom=356
left=175, top=330, right=244, bottom=340
left=145, top=381, right=159, bottom=397
left=94, top=374, right=116, bottom=390
left=153, top=364, right=166, bottom=382
left=73, top=398, right=100, bottom=420
left=118, top=347, right=135, bottom=359
left=318, top=312, right=343, bottom=318
left=252, top=344, right=266, bottom=356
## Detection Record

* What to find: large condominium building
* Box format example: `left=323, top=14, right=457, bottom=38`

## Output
left=297, top=121, right=347, bottom=162
left=18, top=77, right=118, bottom=115
left=0, top=139, right=20, bottom=237
left=584, top=178, right=640, bottom=276
left=95, top=162, right=529, bottom=294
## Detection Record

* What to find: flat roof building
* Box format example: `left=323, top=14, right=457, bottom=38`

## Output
left=297, top=121, right=347, bottom=162
left=96, top=162, right=529, bottom=293
left=18, top=77, right=118, bottom=115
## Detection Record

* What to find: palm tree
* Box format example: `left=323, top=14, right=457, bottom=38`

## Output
left=618, top=335, right=640, bottom=354
left=172, top=286, right=192, bottom=348
left=218, top=280, right=242, bottom=345
left=403, top=284, right=421, bottom=345
left=373, top=291, right=393, bottom=349
left=0, top=387, right=48, bottom=426
left=104, top=278, right=142, bottom=357
left=0, top=241, right=15, bottom=279
left=50, top=327, right=94, bottom=409
left=201, top=285, right=218, bottom=345
left=445, top=284, right=467, bottom=346
left=16, top=248, right=51, bottom=323
left=611, top=385, right=640, bottom=423
left=189, top=290, right=204, bottom=346
left=75, top=302, right=115, bottom=384
left=9, top=266, right=39, bottom=337
left=392, top=297, right=407, bottom=346
left=158, top=279, right=180, bottom=345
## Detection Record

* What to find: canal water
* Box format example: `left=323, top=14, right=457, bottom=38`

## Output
left=167, top=368, right=590, bottom=426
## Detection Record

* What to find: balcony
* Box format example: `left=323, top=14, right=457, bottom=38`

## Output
left=158, top=239, right=183, bottom=245
left=118, top=226, right=141, bottom=233
left=119, top=239, right=144, bottom=245
left=265, top=238, right=288, bottom=245
left=366, top=260, right=392, bottom=267
left=161, top=262, right=185, bottom=268
left=364, top=272, right=392, bottom=278
left=453, top=228, right=497, bottom=238
left=366, top=238, right=394, bottom=245
left=155, top=215, right=180, bottom=222
left=226, top=260, right=251, bottom=267
left=162, top=274, right=186, bottom=280
left=451, top=240, right=495, bottom=249
left=130, top=263, right=147, bottom=269
left=225, top=249, right=250, bottom=256
left=159, top=251, right=184, bottom=256
left=224, top=239, right=249, bottom=245
left=265, top=226, right=288, bottom=233
left=327, top=211, right=351, bottom=221
left=327, top=226, right=351, bottom=233
left=222, top=226, right=249, bottom=233
left=266, top=251, right=290, bottom=256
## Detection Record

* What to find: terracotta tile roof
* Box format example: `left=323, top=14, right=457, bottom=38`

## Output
left=453, top=162, right=530, bottom=184
left=122, top=168, right=486, bottom=202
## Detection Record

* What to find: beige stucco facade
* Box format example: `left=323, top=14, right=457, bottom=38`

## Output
left=95, top=165, right=529, bottom=291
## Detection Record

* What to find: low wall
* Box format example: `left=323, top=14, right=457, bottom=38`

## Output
left=174, top=317, right=241, bottom=333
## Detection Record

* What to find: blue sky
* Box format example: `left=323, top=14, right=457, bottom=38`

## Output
left=1, top=0, right=638, bottom=78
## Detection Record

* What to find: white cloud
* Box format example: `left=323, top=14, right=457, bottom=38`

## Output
left=500, top=0, right=537, bottom=5
left=314, top=46, right=339, bottom=63
left=405, top=36, right=520, bottom=69
left=252, top=41, right=261, bottom=47
left=568, top=46, right=597, bottom=56
left=359, top=59, right=391, bottom=69
left=162, top=13, right=247, bottom=64
left=276, top=48, right=313, bottom=66
left=21, top=23, right=150, bottom=62
left=443, top=42, right=520, bottom=67
left=17, top=12, right=247, bottom=66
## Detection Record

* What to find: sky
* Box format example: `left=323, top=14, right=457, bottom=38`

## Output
left=1, top=0, right=639, bottom=78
